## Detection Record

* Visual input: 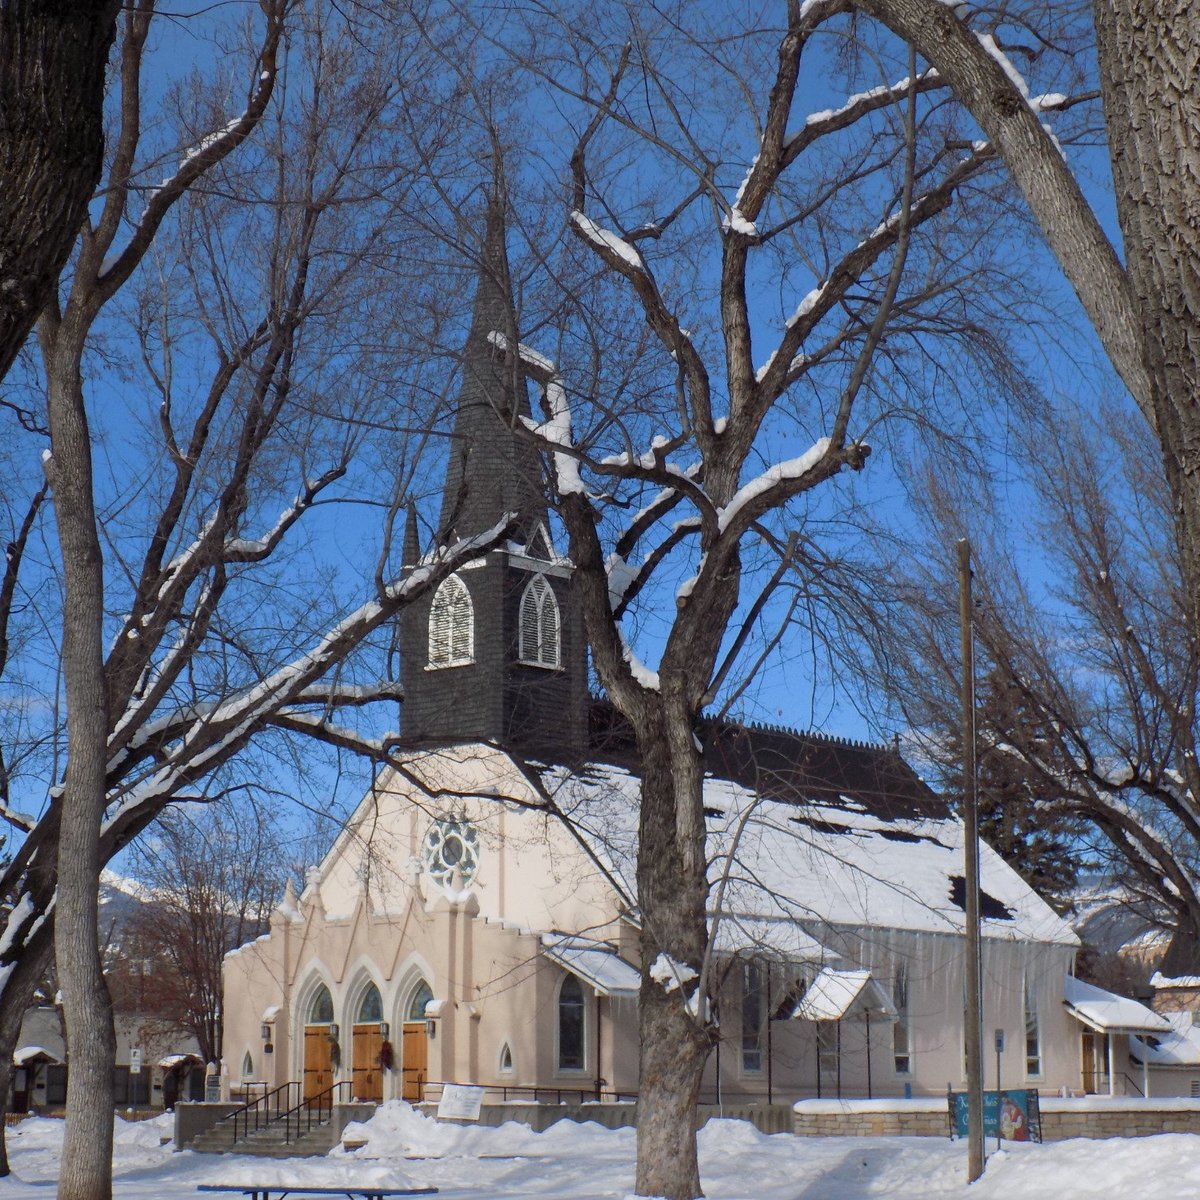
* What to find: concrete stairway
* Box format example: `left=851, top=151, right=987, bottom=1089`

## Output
left=189, top=1117, right=342, bottom=1158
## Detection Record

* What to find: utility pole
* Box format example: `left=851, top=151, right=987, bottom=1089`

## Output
left=958, top=538, right=985, bottom=1182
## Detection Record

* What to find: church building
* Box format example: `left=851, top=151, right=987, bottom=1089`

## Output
left=221, top=200, right=1175, bottom=1114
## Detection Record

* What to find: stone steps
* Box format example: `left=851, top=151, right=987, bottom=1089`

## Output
left=190, top=1120, right=341, bottom=1158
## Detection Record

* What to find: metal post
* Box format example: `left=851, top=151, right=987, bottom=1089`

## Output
left=958, top=538, right=985, bottom=1182
left=995, top=1030, right=1002, bottom=1153
left=767, top=959, right=774, bottom=1106
left=866, top=1010, right=873, bottom=1100
left=836, top=1020, right=842, bottom=1099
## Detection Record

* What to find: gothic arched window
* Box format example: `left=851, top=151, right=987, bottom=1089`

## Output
left=428, top=574, right=473, bottom=667
left=358, top=984, right=383, bottom=1023
left=308, top=983, right=334, bottom=1024
left=557, top=975, right=585, bottom=1071
left=407, top=980, right=434, bottom=1021
left=518, top=575, right=560, bottom=668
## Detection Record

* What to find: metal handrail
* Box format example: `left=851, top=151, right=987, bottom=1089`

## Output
left=416, top=1080, right=638, bottom=1106
left=217, top=1081, right=298, bottom=1145
left=274, top=1079, right=356, bottom=1144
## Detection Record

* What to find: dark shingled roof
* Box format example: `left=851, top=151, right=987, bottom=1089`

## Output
left=587, top=698, right=950, bottom=823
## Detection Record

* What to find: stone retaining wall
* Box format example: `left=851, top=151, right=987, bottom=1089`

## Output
left=793, top=1098, right=1200, bottom=1141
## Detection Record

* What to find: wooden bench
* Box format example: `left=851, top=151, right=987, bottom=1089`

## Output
left=198, top=1186, right=438, bottom=1200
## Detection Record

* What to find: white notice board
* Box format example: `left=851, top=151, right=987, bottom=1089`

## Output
left=436, top=1084, right=485, bottom=1121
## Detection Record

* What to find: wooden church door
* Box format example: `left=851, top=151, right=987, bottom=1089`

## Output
left=303, top=1026, right=333, bottom=1101
left=402, top=1022, right=428, bottom=1102
left=352, top=1025, right=384, bottom=1102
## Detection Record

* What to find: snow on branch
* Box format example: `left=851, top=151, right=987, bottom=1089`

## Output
left=102, top=518, right=517, bottom=829
left=95, top=0, right=287, bottom=299
left=569, top=212, right=647, bottom=275
left=717, top=437, right=832, bottom=534
left=223, top=467, right=346, bottom=563
left=783, top=69, right=943, bottom=156
left=488, top=332, right=585, bottom=497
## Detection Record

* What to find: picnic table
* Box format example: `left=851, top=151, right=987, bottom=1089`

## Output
left=197, top=1185, right=438, bottom=1200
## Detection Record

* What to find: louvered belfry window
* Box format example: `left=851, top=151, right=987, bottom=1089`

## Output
left=519, top=575, right=560, bottom=667
left=428, top=573, right=473, bottom=667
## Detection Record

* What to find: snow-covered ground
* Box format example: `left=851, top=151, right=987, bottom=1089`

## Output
left=6, top=1103, right=1200, bottom=1199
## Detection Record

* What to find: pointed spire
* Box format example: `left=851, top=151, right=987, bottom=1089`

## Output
left=437, top=166, right=545, bottom=547
left=402, top=500, right=420, bottom=567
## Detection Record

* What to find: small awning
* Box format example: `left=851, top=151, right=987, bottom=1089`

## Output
left=792, top=968, right=897, bottom=1022
left=158, top=1053, right=202, bottom=1070
left=261, top=1005, right=281, bottom=1022
left=1130, top=1012, right=1200, bottom=1068
left=542, top=935, right=641, bottom=997
left=1064, top=975, right=1172, bottom=1034
left=13, top=1045, right=62, bottom=1067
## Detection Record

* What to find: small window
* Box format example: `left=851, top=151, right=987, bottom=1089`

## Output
left=407, top=980, right=434, bottom=1021
left=358, top=983, right=383, bottom=1023
left=558, top=975, right=586, bottom=1071
left=518, top=575, right=560, bottom=668
left=241, top=1051, right=254, bottom=1078
left=428, top=574, right=473, bottom=667
left=741, top=960, right=763, bottom=1073
left=1024, top=977, right=1042, bottom=1077
left=309, top=983, right=334, bottom=1024
left=499, top=1043, right=514, bottom=1074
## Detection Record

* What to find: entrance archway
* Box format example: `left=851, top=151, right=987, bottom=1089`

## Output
left=303, top=982, right=336, bottom=1101
left=352, top=983, right=385, bottom=1102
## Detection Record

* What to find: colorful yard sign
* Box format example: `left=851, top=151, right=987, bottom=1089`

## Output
left=950, top=1089, right=1041, bottom=1142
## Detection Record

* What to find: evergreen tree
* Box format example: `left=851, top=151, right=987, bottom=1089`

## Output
left=975, top=671, right=1081, bottom=911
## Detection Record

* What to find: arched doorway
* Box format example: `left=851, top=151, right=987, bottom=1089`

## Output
left=402, top=980, right=433, bottom=1102
left=303, top=982, right=336, bottom=1102
left=352, top=983, right=385, bottom=1102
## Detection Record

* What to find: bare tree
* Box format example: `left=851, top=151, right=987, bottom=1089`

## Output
left=877, top=400, right=1200, bottom=974
left=115, top=800, right=295, bottom=1064
left=845, top=0, right=1200, bottom=686
left=0, top=3, right=519, bottom=1192
left=462, top=4, right=1053, bottom=1195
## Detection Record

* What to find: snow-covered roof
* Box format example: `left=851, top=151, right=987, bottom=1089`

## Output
left=1151, top=972, right=1200, bottom=990
left=792, top=968, right=896, bottom=1022
left=13, top=1045, right=61, bottom=1066
left=541, top=934, right=640, bottom=997
left=711, top=915, right=829, bottom=962
left=540, top=761, right=1077, bottom=945
left=261, top=1005, right=281, bottom=1022
left=1063, top=976, right=1171, bottom=1034
left=157, top=1053, right=202, bottom=1069
left=1130, top=1013, right=1200, bottom=1068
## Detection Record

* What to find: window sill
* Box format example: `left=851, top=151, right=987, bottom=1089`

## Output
left=425, top=659, right=475, bottom=671
left=516, top=658, right=562, bottom=671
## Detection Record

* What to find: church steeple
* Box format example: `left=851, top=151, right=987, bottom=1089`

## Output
left=399, top=186, right=587, bottom=760
left=437, top=183, right=545, bottom=549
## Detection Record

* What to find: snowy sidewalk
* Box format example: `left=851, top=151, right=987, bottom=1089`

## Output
left=5, top=1103, right=1200, bottom=1199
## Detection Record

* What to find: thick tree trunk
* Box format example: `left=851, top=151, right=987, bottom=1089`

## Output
left=1093, top=1, right=1200, bottom=647
left=46, top=326, right=116, bottom=1200
left=634, top=709, right=712, bottom=1200
left=1159, top=910, right=1200, bottom=979
left=0, top=0, right=119, bottom=383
